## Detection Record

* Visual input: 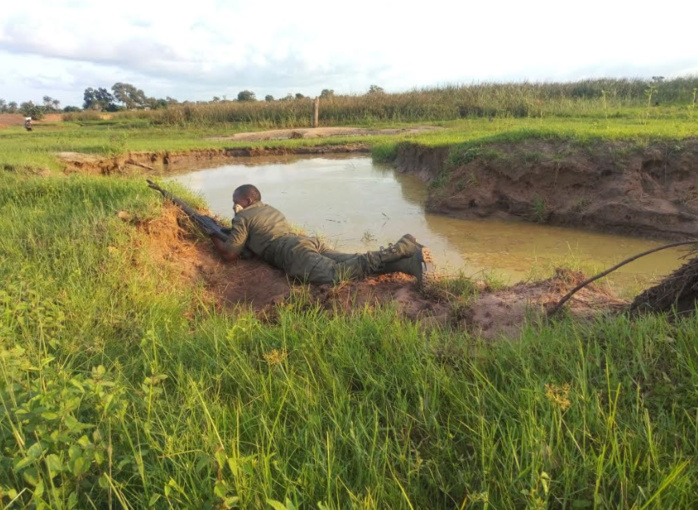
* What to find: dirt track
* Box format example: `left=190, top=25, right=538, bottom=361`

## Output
left=208, top=126, right=441, bottom=141
left=134, top=205, right=625, bottom=339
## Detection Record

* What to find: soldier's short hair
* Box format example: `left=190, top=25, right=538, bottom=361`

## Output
left=233, top=184, right=261, bottom=203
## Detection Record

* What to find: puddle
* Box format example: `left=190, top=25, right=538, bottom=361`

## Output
left=167, top=156, right=688, bottom=290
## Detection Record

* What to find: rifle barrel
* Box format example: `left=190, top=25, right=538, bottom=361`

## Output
left=147, top=179, right=229, bottom=241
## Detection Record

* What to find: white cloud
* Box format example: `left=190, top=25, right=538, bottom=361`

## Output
left=0, top=0, right=696, bottom=105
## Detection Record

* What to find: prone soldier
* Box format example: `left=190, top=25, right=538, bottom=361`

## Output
left=210, top=184, right=428, bottom=284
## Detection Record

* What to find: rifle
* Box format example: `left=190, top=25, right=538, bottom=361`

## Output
left=146, top=179, right=229, bottom=241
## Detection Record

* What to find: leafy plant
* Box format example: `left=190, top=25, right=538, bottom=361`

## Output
left=531, top=194, right=548, bottom=222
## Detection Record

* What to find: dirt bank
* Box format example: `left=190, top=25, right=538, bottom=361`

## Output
left=58, top=144, right=370, bottom=174
left=132, top=205, right=624, bottom=339
left=394, top=138, right=698, bottom=240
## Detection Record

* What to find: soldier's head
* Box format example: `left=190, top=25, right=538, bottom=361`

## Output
left=232, top=184, right=261, bottom=211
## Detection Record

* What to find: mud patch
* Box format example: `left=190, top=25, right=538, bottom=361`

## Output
left=466, top=269, right=626, bottom=339
left=133, top=206, right=626, bottom=339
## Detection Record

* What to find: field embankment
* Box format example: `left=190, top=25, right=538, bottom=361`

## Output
left=393, top=138, right=698, bottom=239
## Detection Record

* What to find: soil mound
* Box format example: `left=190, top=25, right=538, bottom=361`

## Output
left=465, top=269, right=626, bottom=339
left=131, top=206, right=625, bottom=339
left=630, top=252, right=698, bottom=314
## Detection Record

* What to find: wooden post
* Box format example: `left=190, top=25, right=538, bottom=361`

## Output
left=313, top=97, right=319, bottom=128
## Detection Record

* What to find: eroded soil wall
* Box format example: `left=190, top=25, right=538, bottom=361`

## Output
left=59, top=144, right=370, bottom=175
left=394, top=138, right=698, bottom=239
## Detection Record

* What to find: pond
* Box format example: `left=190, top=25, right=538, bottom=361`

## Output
left=167, top=155, right=687, bottom=290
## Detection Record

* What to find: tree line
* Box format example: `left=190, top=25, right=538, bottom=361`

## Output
left=0, top=83, right=386, bottom=119
left=0, top=95, right=77, bottom=119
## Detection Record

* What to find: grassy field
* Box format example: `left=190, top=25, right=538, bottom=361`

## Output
left=1, top=173, right=697, bottom=508
left=62, top=77, right=698, bottom=127
left=3, top=106, right=698, bottom=172
left=2, top=95, right=698, bottom=507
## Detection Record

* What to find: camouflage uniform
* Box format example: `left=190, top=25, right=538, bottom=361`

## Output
left=224, top=201, right=374, bottom=284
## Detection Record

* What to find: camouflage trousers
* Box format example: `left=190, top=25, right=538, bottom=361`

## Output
left=264, top=235, right=370, bottom=284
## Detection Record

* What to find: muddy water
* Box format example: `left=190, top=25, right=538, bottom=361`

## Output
left=168, top=156, right=688, bottom=290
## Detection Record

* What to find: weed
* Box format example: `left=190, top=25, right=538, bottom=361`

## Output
left=360, top=230, right=377, bottom=244
left=371, top=143, right=398, bottom=163
left=524, top=150, right=545, bottom=164
left=531, top=195, right=548, bottom=222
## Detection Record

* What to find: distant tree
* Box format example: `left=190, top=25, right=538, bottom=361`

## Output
left=42, top=95, right=54, bottom=110
left=52, top=99, right=61, bottom=111
left=237, top=90, right=256, bottom=101
left=265, top=95, right=274, bottom=102
left=63, top=106, right=81, bottom=112
left=281, top=93, right=294, bottom=101
left=295, top=93, right=305, bottom=99
left=83, top=87, right=116, bottom=111
left=7, top=101, right=18, bottom=113
left=112, top=82, right=148, bottom=109
left=212, top=96, right=220, bottom=102
left=20, top=101, right=44, bottom=120
left=320, top=89, right=334, bottom=99
left=147, top=98, right=168, bottom=109
left=0, top=99, right=6, bottom=113
left=368, top=85, right=385, bottom=94
left=166, top=96, right=179, bottom=105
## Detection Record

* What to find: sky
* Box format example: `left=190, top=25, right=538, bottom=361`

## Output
left=0, top=0, right=696, bottom=107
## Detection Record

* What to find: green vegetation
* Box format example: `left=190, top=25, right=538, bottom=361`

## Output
left=4, top=108, right=698, bottom=175
left=2, top=173, right=698, bottom=508
left=531, top=195, right=549, bottom=223
left=2, top=79, right=698, bottom=507
left=51, top=77, right=698, bottom=127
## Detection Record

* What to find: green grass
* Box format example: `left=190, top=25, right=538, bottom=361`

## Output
left=59, top=77, right=698, bottom=128
left=1, top=168, right=698, bottom=508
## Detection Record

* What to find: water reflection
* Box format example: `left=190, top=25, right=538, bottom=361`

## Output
left=167, top=156, right=687, bottom=286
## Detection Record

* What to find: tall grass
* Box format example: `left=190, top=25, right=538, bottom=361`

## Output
left=61, top=77, right=698, bottom=128
left=1, top=173, right=697, bottom=508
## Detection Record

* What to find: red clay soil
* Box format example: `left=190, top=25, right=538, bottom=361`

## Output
left=132, top=205, right=626, bottom=339
left=0, top=113, right=63, bottom=128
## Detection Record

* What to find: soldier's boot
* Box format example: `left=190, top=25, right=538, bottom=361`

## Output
left=360, top=234, right=420, bottom=270
left=360, top=234, right=429, bottom=284
left=377, top=234, right=422, bottom=262
left=382, top=251, right=426, bottom=284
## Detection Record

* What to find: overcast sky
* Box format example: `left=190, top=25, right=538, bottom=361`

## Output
left=1, top=0, right=696, bottom=107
